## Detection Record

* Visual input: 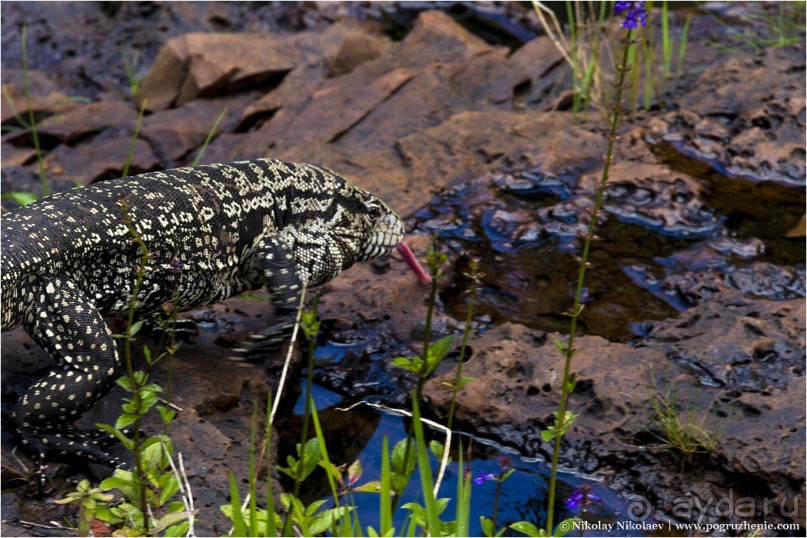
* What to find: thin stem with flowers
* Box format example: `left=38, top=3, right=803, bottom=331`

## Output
left=544, top=2, right=645, bottom=533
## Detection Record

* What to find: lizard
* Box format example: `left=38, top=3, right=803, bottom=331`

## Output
left=1, top=157, right=406, bottom=479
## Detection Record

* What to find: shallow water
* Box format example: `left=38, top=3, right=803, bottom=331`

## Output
left=280, top=382, right=642, bottom=536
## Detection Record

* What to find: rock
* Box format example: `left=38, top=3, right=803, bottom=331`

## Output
left=239, top=63, right=327, bottom=130
left=37, top=101, right=139, bottom=143
left=648, top=291, right=805, bottom=392
left=43, top=136, right=159, bottom=185
left=423, top=322, right=671, bottom=458
left=400, top=10, right=492, bottom=62
left=138, top=22, right=380, bottom=111
left=325, top=24, right=391, bottom=77
left=253, top=67, right=416, bottom=147
left=140, top=94, right=256, bottom=163
left=580, top=161, right=720, bottom=239
left=0, top=69, right=76, bottom=126
left=647, top=45, right=806, bottom=187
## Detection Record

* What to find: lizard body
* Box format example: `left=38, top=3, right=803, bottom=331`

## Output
left=1, top=157, right=404, bottom=472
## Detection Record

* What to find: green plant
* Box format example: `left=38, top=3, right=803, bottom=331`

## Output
left=2, top=25, right=50, bottom=207
left=121, top=48, right=144, bottom=100
left=704, top=2, right=805, bottom=52
left=58, top=200, right=190, bottom=536
left=542, top=4, right=643, bottom=534
left=647, top=384, right=719, bottom=457
left=54, top=479, right=115, bottom=536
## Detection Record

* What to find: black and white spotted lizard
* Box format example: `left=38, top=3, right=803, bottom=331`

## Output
left=1, top=158, right=410, bottom=478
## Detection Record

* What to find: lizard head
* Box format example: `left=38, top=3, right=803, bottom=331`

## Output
left=288, top=170, right=405, bottom=286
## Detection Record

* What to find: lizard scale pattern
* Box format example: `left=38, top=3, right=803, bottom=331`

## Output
left=1, top=157, right=404, bottom=475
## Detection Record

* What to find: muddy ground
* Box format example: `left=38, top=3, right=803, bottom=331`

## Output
left=1, top=2, right=805, bottom=536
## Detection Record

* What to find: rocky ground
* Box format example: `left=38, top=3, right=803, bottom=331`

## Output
left=1, top=2, right=804, bottom=536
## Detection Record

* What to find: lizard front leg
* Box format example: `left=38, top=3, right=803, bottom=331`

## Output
left=16, top=276, right=124, bottom=485
left=236, top=236, right=305, bottom=360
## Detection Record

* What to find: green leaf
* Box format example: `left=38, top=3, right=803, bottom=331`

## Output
left=481, top=516, right=495, bottom=537
left=352, top=480, right=382, bottom=493
left=153, top=511, right=189, bottom=534
left=128, top=320, right=144, bottom=337
left=426, top=335, right=456, bottom=372
left=308, top=507, right=351, bottom=536
left=510, top=521, right=543, bottom=537
left=3, top=192, right=39, bottom=205
left=541, top=429, right=555, bottom=442
left=227, top=473, right=248, bottom=537
left=390, top=356, right=419, bottom=374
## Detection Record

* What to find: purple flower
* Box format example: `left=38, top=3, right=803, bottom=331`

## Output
left=474, top=472, right=496, bottom=485
left=168, top=258, right=185, bottom=274
left=615, top=1, right=647, bottom=29
left=565, top=484, right=602, bottom=510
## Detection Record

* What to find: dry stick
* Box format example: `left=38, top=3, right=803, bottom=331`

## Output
left=269, top=282, right=308, bottom=426
left=336, top=400, right=453, bottom=498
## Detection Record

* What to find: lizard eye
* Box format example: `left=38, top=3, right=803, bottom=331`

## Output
left=366, top=204, right=382, bottom=220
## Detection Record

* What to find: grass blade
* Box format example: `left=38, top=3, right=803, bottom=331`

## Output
left=411, top=394, right=441, bottom=536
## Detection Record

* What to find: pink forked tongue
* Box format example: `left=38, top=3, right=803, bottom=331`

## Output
left=397, top=242, right=432, bottom=283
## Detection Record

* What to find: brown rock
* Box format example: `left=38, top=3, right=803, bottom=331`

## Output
left=138, top=22, right=381, bottom=111
left=424, top=322, right=672, bottom=458
left=650, top=45, right=806, bottom=187
left=256, top=67, right=416, bottom=147
left=239, top=63, right=327, bottom=129
left=37, top=101, right=139, bottom=143
left=401, top=10, right=493, bottom=63
left=43, top=136, right=159, bottom=184
left=140, top=94, right=257, bottom=163
left=0, top=69, right=76, bottom=126
left=649, top=292, right=805, bottom=392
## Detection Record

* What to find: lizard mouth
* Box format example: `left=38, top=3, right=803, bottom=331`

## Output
left=362, top=212, right=405, bottom=259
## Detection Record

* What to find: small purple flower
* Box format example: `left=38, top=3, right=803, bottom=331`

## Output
left=565, top=484, right=602, bottom=510
left=614, top=1, right=647, bottom=29
left=168, top=258, right=185, bottom=274
left=474, top=472, right=496, bottom=486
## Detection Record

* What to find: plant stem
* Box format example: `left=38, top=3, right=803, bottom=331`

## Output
left=21, top=25, right=49, bottom=197
left=120, top=204, right=152, bottom=534
left=544, top=27, right=635, bottom=535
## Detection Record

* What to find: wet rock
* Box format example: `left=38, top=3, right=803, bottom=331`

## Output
left=580, top=161, right=720, bottom=239
left=648, top=291, right=805, bottom=392
left=138, top=22, right=377, bottom=111
left=423, top=322, right=670, bottom=459
left=647, top=45, right=806, bottom=187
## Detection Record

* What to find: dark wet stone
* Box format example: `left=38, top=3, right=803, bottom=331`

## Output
left=647, top=45, right=806, bottom=187
left=581, top=162, right=720, bottom=239
left=649, top=291, right=805, bottom=392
